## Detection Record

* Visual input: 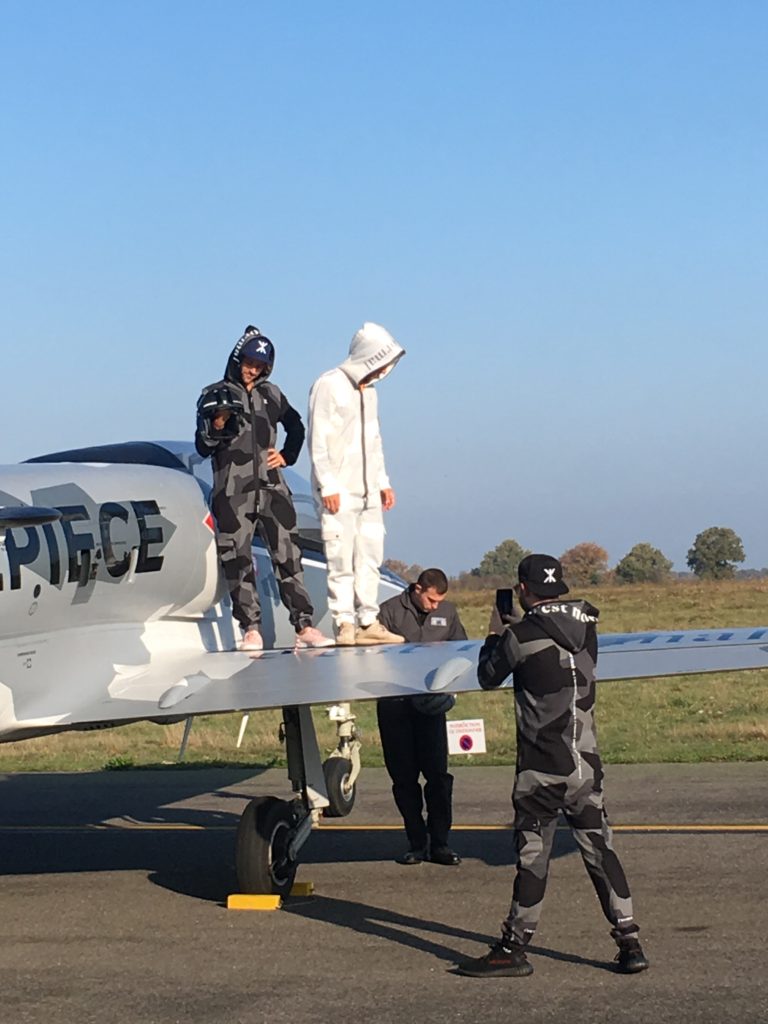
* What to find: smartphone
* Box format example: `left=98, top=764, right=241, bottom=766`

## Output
left=495, top=588, right=515, bottom=619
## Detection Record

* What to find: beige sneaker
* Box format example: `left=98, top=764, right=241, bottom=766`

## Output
left=335, top=622, right=357, bottom=647
left=355, top=621, right=405, bottom=645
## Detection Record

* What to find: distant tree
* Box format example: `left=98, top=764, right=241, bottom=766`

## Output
left=687, top=527, right=745, bottom=580
left=382, top=559, right=423, bottom=583
left=560, top=542, right=609, bottom=586
left=473, top=539, right=531, bottom=579
left=615, top=543, right=673, bottom=584
left=383, top=558, right=409, bottom=579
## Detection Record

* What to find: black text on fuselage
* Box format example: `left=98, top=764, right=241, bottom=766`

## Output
left=0, top=499, right=165, bottom=591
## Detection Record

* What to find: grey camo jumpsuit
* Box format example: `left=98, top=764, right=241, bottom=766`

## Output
left=478, top=600, right=640, bottom=946
left=195, top=339, right=314, bottom=633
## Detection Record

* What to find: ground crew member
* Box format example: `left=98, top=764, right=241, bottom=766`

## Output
left=457, top=554, right=649, bottom=978
left=308, top=321, right=405, bottom=646
left=195, top=325, right=333, bottom=652
left=377, top=568, right=467, bottom=866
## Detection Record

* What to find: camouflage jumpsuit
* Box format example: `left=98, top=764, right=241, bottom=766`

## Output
left=478, top=600, right=639, bottom=946
left=195, top=339, right=314, bottom=633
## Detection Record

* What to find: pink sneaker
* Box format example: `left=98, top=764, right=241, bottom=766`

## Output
left=295, top=625, right=335, bottom=648
left=240, top=628, right=263, bottom=652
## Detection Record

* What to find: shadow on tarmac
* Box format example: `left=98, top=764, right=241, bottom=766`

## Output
left=147, top=829, right=575, bottom=906
left=281, top=893, right=613, bottom=974
left=0, top=767, right=268, bottom=827
left=284, top=894, right=492, bottom=961
left=0, top=770, right=579, bottom=908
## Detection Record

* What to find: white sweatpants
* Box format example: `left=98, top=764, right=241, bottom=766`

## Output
left=320, top=496, right=384, bottom=628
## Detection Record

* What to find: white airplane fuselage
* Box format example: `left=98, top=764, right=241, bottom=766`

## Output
left=0, top=444, right=401, bottom=742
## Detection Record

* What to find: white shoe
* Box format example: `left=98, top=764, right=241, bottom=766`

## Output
left=240, top=628, right=263, bottom=652
left=295, top=626, right=335, bottom=649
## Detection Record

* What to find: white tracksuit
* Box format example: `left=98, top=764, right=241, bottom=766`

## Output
left=308, top=323, right=405, bottom=628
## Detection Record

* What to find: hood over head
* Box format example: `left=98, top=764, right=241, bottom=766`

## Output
left=225, top=325, right=275, bottom=384
left=526, top=599, right=600, bottom=654
left=339, top=322, right=405, bottom=387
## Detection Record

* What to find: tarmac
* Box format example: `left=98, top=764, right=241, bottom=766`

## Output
left=1, top=762, right=766, bottom=1024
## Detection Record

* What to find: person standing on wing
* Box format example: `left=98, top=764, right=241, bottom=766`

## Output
left=456, top=554, right=648, bottom=979
left=195, top=325, right=333, bottom=652
left=308, top=322, right=405, bottom=646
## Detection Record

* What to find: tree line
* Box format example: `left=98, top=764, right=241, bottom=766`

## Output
left=385, top=527, right=751, bottom=587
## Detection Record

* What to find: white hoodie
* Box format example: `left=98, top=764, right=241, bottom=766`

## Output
left=308, top=322, right=405, bottom=505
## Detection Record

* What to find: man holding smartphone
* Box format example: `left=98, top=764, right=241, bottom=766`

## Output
left=376, top=568, right=467, bottom=866
left=457, top=554, right=648, bottom=978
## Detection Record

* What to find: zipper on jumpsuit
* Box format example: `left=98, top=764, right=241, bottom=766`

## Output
left=568, top=652, right=583, bottom=780
left=359, top=389, right=370, bottom=504
left=247, top=389, right=261, bottom=515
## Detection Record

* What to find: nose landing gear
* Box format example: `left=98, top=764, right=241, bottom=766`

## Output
left=321, top=703, right=360, bottom=818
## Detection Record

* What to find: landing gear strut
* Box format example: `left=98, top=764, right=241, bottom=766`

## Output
left=322, top=703, right=360, bottom=818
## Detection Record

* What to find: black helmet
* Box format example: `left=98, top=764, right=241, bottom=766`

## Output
left=197, top=385, right=245, bottom=420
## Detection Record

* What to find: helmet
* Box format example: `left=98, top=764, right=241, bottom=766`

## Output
left=197, top=385, right=245, bottom=420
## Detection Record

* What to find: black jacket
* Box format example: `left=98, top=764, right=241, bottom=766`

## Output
left=378, top=587, right=467, bottom=644
left=478, top=599, right=602, bottom=781
left=195, top=344, right=305, bottom=516
left=378, top=587, right=467, bottom=715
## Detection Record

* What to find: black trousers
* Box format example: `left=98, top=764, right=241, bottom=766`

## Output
left=376, top=698, right=453, bottom=850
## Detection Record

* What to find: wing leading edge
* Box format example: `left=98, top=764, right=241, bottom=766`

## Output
left=9, top=625, right=765, bottom=735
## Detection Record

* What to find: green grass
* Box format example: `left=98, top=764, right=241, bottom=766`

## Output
left=0, top=579, right=766, bottom=770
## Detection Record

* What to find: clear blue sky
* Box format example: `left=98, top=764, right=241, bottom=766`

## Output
left=2, top=1, right=766, bottom=574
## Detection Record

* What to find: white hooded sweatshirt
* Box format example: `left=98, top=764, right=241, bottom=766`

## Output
left=308, top=322, right=405, bottom=506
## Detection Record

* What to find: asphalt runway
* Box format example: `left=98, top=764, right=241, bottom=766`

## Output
left=1, top=763, right=766, bottom=1024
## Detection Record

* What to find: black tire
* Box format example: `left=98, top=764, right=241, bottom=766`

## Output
left=235, top=796, right=297, bottom=896
left=322, top=757, right=357, bottom=818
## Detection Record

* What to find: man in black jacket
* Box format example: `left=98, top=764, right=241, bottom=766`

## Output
left=377, top=568, right=467, bottom=866
left=457, top=554, right=648, bottom=978
left=195, top=326, right=332, bottom=652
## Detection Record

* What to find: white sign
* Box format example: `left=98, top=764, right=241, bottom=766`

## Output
left=447, top=718, right=486, bottom=755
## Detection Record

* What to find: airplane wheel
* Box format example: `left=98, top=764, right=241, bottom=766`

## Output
left=235, top=796, right=298, bottom=896
left=321, top=757, right=356, bottom=818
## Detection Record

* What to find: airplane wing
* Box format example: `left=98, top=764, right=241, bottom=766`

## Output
left=2, top=445, right=766, bottom=738
left=5, top=625, right=766, bottom=734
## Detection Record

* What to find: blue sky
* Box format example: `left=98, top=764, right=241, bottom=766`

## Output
left=2, top=1, right=766, bottom=574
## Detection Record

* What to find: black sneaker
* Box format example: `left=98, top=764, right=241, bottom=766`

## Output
left=395, top=847, right=427, bottom=865
left=430, top=845, right=462, bottom=866
left=615, top=937, right=649, bottom=974
left=456, top=941, right=533, bottom=978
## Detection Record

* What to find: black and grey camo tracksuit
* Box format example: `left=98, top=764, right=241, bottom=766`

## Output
left=479, top=600, right=639, bottom=946
left=195, top=346, right=314, bottom=633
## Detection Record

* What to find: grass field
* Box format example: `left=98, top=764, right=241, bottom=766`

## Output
left=1, top=580, right=766, bottom=771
